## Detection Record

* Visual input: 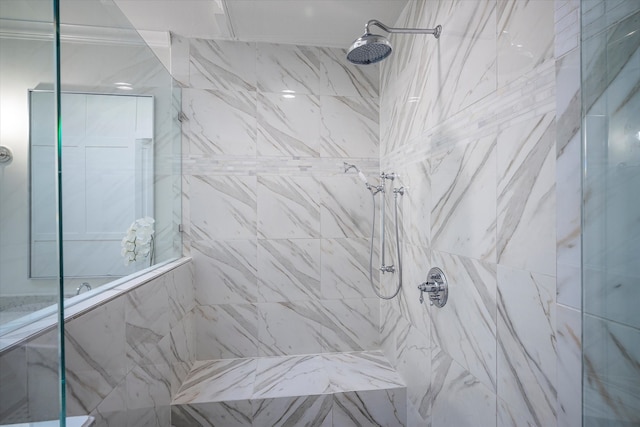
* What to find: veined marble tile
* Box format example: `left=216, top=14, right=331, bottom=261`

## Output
left=192, top=239, right=257, bottom=305
left=26, top=330, right=59, bottom=421
left=497, top=265, right=557, bottom=427
left=125, top=280, right=169, bottom=370
left=183, top=154, right=379, bottom=177
left=257, top=43, right=319, bottom=95
left=381, top=56, right=555, bottom=166
left=556, top=49, right=581, bottom=158
left=166, top=262, right=195, bottom=327
left=581, top=26, right=609, bottom=115
left=407, top=400, right=429, bottom=427
left=195, top=304, right=259, bottom=359
left=381, top=0, right=497, bottom=145
left=169, top=33, right=190, bottom=87
left=257, top=301, right=325, bottom=356
left=497, top=112, right=556, bottom=276
left=173, top=358, right=256, bottom=404
left=394, top=311, right=412, bottom=374
left=419, top=0, right=497, bottom=135
left=430, top=251, right=497, bottom=392
left=321, top=298, right=379, bottom=353
left=320, top=175, right=373, bottom=239
left=183, top=88, right=257, bottom=157
left=323, top=351, right=405, bottom=393
left=65, top=297, right=127, bottom=414
left=429, top=348, right=497, bottom=427
left=90, top=379, right=127, bottom=427
left=257, top=239, right=321, bottom=303
left=380, top=297, right=401, bottom=368
left=318, top=47, right=378, bottom=98
left=377, top=0, right=432, bottom=151
left=582, top=0, right=640, bottom=41
left=189, top=38, right=256, bottom=91
left=396, top=325, right=430, bottom=420
left=320, top=238, right=377, bottom=300
left=320, top=95, right=379, bottom=158
left=583, top=314, right=640, bottom=425
left=401, top=160, right=430, bottom=249
left=396, top=243, right=430, bottom=336
left=127, top=405, right=170, bottom=427
left=581, top=114, right=608, bottom=278
left=555, top=0, right=580, bottom=58
left=257, top=176, right=320, bottom=239
left=168, top=316, right=194, bottom=395
left=431, top=135, right=497, bottom=262
left=253, top=355, right=329, bottom=398
left=378, top=0, right=430, bottom=97
left=332, top=389, right=407, bottom=427
left=181, top=175, right=192, bottom=255
left=497, top=0, right=554, bottom=87
left=257, top=92, right=320, bottom=157
left=252, top=394, right=332, bottom=427
left=0, top=346, right=27, bottom=423
left=556, top=305, right=582, bottom=427
left=171, top=400, right=253, bottom=427
left=497, top=396, right=533, bottom=427
left=583, top=15, right=640, bottom=329
left=556, top=48, right=582, bottom=310
left=584, top=270, right=640, bottom=332
left=190, top=175, right=257, bottom=240
left=125, top=362, right=171, bottom=413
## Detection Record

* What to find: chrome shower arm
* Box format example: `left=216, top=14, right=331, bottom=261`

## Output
left=365, top=19, right=442, bottom=38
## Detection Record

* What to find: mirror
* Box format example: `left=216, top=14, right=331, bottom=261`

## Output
left=29, top=91, right=154, bottom=278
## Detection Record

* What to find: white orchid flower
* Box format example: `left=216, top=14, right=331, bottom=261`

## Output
left=121, top=217, right=155, bottom=264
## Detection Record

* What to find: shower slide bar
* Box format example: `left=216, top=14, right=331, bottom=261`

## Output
left=343, top=163, right=404, bottom=300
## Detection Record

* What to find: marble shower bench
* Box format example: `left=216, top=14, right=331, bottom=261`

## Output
left=171, top=351, right=407, bottom=427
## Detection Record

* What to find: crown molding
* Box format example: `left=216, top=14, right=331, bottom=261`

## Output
left=0, top=18, right=169, bottom=49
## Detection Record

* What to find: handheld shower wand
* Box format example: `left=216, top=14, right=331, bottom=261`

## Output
left=343, top=162, right=375, bottom=192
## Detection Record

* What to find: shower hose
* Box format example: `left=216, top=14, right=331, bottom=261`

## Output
left=367, top=188, right=403, bottom=299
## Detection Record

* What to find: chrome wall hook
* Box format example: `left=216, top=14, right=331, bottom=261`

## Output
left=417, top=267, right=448, bottom=307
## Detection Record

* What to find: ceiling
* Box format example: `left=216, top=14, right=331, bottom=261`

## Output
left=112, top=0, right=409, bottom=49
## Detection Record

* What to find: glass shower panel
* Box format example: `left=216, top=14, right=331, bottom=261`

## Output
left=582, top=1, right=640, bottom=425
left=0, top=0, right=62, bottom=424
left=57, top=0, right=182, bottom=298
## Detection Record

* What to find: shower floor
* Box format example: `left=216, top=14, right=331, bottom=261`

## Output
left=171, top=350, right=407, bottom=426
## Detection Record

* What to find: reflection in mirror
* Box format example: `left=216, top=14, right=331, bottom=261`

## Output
left=30, top=91, right=155, bottom=279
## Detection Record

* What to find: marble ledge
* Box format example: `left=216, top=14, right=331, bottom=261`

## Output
left=0, top=257, right=192, bottom=354
left=172, top=351, right=405, bottom=405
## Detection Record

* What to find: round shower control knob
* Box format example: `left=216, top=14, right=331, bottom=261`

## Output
left=0, top=146, right=13, bottom=164
left=417, top=267, right=448, bottom=308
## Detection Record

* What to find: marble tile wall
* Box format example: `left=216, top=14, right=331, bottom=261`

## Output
left=379, top=1, right=582, bottom=426
left=176, top=36, right=381, bottom=359
left=581, top=2, right=640, bottom=425
left=0, top=259, right=194, bottom=426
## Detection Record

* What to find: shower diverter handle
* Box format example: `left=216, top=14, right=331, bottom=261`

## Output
left=417, top=267, right=448, bottom=307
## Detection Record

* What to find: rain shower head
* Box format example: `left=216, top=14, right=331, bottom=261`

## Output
left=347, top=33, right=393, bottom=65
left=347, top=19, right=442, bottom=65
